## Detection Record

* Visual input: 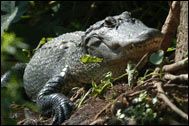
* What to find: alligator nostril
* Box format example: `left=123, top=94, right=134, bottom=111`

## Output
left=131, top=18, right=135, bottom=23
left=111, top=43, right=120, bottom=50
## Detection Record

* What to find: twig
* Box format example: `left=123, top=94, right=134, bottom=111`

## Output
left=93, top=93, right=127, bottom=120
left=127, top=90, right=145, bottom=97
left=93, top=86, right=149, bottom=120
left=113, top=53, right=149, bottom=82
left=152, top=67, right=161, bottom=78
left=133, top=77, right=159, bottom=91
left=164, top=73, right=188, bottom=82
left=164, top=83, right=188, bottom=89
left=93, top=102, right=112, bottom=120
left=135, top=53, right=149, bottom=70
left=162, top=57, right=188, bottom=72
left=138, top=77, right=160, bottom=85
left=89, top=118, right=106, bottom=125
left=70, top=87, right=85, bottom=102
left=77, top=88, right=92, bottom=108
left=155, top=81, right=188, bottom=120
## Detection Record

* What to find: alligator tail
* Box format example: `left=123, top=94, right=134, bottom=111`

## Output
left=1, top=63, right=27, bottom=87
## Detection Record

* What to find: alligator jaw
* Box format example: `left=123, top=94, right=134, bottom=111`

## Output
left=124, top=36, right=163, bottom=61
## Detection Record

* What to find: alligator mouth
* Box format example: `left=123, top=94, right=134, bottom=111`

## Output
left=124, top=37, right=163, bottom=60
left=127, top=37, right=162, bottom=51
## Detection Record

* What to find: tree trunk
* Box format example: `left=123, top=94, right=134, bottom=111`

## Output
left=175, top=1, right=188, bottom=62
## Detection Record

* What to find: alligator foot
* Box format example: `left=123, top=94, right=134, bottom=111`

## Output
left=38, top=93, right=74, bottom=125
left=37, top=66, right=74, bottom=125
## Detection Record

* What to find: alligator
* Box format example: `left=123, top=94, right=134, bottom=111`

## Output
left=1, top=11, right=163, bottom=125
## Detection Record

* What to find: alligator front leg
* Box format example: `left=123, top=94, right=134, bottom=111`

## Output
left=37, top=65, right=74, bottom=125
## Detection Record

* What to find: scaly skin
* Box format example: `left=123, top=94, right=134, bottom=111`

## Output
left=22, top=11, right=163, bottom=125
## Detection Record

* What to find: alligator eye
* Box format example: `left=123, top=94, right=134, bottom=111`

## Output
left=88, top=37, right=101, bottom=47
left=118, top=19, right=122, bottom=23
left=104, top=16, right=117, bottom=28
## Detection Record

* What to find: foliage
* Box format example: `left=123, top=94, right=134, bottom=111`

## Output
left=91, top=72, right=113, bottom=97
left=167, top=47, right=176, bottom=52
left=116, top=91, right=158, bottom=124
left=149, top=50, right=164, bottom=65
left=80, top=54, right=103, bottom=64
left=33, top=37, right=53, bottom=51
left=1, top=32, right=29, bottom=64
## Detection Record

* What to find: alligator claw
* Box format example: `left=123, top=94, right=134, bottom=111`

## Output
left=52, top=97, right=74, bottom=125
left=37, top=93, right=74, bottom=125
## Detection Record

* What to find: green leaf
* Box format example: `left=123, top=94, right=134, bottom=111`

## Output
left=149, top=50, right=164, bottom=65
left=91, top=72, right=113, bottom=96
left=33, top=37, right=53, bottom=51
left=167, top=47, right=175, bottom=52
left=80, top=54, right=103, bottom=64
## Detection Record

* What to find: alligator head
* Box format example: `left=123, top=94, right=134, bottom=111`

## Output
left=82, top=11, right=163, bottom=62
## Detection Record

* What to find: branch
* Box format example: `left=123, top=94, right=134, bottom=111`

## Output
left=162, top=57, right=188, bottom=72
left=164, top=73, right=188, bottom=82
left=89, top=118, right=105, bottom=125
left=164, top=83, right=188, bottom=89
left=155, top=81, right=188, bottom=120
left=161, top=1, right=180, bottom=51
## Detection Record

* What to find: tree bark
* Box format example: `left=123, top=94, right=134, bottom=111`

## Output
left=161, top=1, right=180, bottom=52
left=175, top=1, right=188, bottom=62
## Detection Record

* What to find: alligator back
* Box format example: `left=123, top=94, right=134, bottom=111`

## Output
left=23, top=31, right=84, bottom=101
